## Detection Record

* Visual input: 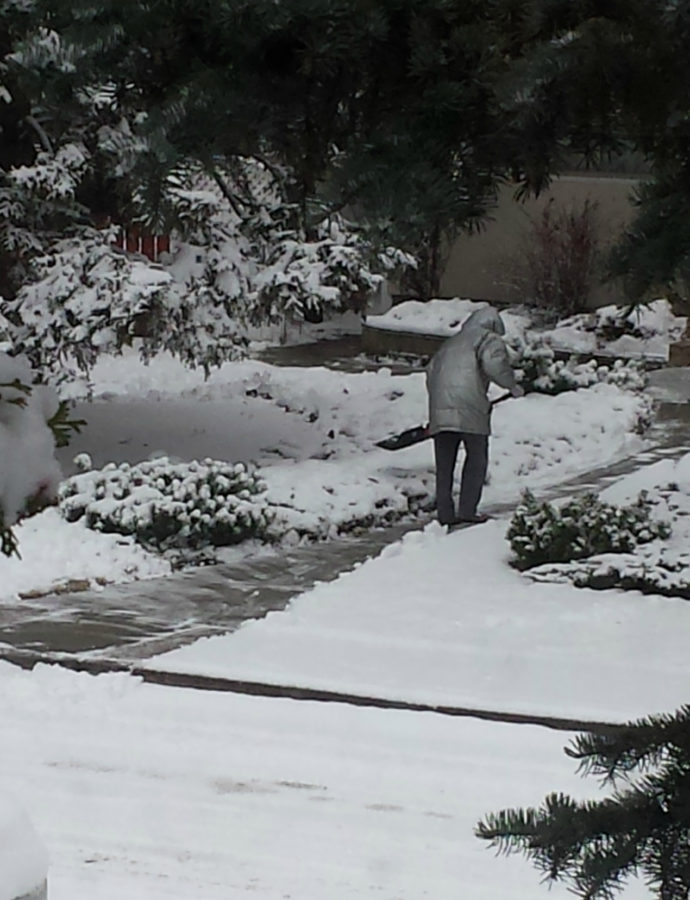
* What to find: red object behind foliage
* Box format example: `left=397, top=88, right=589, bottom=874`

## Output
left=111, top=227, right=171, bottom=262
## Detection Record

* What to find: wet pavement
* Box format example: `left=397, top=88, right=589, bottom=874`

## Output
left=257, top=334, right=423, bottom=374
left=0, top=521, right=425, bottom=660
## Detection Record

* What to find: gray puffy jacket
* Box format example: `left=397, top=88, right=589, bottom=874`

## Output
left=426, top=306, right=517, bottom=436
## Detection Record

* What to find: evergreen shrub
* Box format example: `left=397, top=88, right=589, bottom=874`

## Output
left=507, top=490, right=670, bottom=571
left=510, top=335, right=647, bottom=395
left=60, top=457, right=273, bottom=551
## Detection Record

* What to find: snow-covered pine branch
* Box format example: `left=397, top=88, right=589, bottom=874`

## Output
left=3, top=161, right=413, bottom=382
left=9, top=142, right=89, bottom=200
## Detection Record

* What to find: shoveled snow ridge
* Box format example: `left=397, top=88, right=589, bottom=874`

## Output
left=0, top=645, right=625, bottom=736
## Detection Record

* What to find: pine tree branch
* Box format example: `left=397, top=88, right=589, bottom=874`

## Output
left=25, top=115, right=54, bottom=155
left=248, top=153, right=287, bottom=191
left=566, top=707, right=690, bottom=782
left=477, top=788, right=668, bottom=897
left=209, top=166, right=244, bottom=220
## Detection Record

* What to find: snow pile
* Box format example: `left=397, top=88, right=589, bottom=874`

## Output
left=366, top=297, right=530, bottom=340
left=61, top=457, right=272, bottom=553
left=256, top=381, right=651, bottom=538
left=0, top=792, right=48, bottom=900
left=525, top=453, right=690, bottom=599
left=486, top=383, right=650, bottom=487
left=3, top=508, right=171, bottom=599
left=546, top=299, right=687, bottom=360
left=0, top=354, right=61, bottom=528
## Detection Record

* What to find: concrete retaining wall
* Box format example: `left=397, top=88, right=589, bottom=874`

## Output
left=361, top=325, right=444, bottom=358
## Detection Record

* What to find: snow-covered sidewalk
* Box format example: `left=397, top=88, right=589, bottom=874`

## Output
left=0, top=662, right=652, bottom=900
left=151, top=450, right=690, bottom=726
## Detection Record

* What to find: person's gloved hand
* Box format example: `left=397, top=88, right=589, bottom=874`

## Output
left=511, top=384, right=525, bottom=398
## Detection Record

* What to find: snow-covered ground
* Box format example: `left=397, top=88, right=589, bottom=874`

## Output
left=366, top=298, right=687, bottom=362
left=0, top=661, right=652, bottom=899
left=152, top=451, right=690, bottom=725
left=2, top=351, right=650, bottom=601
left=0, top=328, right=684, bottom=900
left=3, top=508, right=171, bottom=599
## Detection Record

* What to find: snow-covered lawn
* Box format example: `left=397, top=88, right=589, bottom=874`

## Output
left=2, top=351, right=650, bottom=601
left=366, top=297, right=687, bottom=363
left=152, top=451, right=690, bottom=726
left=0, top=661, right=652, bottom=899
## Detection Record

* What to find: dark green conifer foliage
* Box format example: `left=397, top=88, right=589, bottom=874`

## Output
left=12, top=0, right=690, bottom=304
left=36, top=0, right=520, bottom=295
left=477, top=706, right=690, bottom=899
left=489, top=0, right=690, bottom=302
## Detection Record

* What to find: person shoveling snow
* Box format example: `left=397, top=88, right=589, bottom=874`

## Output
left=426, top=305, right=523, bottom=527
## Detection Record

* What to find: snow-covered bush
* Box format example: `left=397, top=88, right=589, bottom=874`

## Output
left=10, top=141, right=89, bottom=202
left=507, top=489, right=670, bottom=571
left=0, top=354, right=62, bottom=556
left=510, top=334, right=647, bottom=395
left=166, top=167, right=413, bottom=331
left=4, top=227, right=251, bottom=381
left=521, top=460, right=690, bottom=599
left=528, top=546, right=690, bottom=600
left=60, top=456, right=273, bottom=552
left=591, top=300, right=687, bottom=345
left=251, top=219, right=410, bottom=325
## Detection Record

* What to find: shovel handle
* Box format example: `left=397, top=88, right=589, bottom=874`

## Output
left=490, top=390, right=514, bottom=408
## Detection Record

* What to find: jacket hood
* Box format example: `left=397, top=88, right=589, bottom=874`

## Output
left=460, top=306, right=506, bottom=336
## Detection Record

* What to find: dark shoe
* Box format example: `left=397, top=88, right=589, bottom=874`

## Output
left=456, top=512, right=491, bottom=524
left=438, top=511, right=457, bottom=526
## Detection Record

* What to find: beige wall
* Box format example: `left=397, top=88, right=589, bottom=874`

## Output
left=439, top=175, right=640, bottom=307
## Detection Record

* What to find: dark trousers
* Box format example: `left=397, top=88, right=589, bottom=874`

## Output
left=433, top=431, right=489, bottom=524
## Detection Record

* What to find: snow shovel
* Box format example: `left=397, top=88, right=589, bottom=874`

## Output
left=375, top=391, right=514, bottom=451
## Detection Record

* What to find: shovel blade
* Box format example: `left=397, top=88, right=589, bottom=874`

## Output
left=376, top=424, right=430, bottom=451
